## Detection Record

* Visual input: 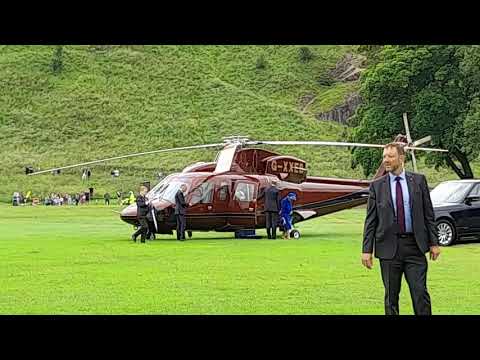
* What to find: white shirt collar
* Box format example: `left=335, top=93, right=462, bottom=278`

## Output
left=388, top=169, right=406, bottom=181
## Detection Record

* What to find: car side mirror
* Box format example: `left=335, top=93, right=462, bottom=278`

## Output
left=465, top=196, right=480, bottom=205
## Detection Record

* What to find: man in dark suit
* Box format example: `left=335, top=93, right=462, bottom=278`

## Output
left=132, top=185, right=150, bottom=243
left=258, top=179, right=281, bottom=239
left=175, top=184, right=188, bottom=241
left=362, top=142, right=441, bottom=315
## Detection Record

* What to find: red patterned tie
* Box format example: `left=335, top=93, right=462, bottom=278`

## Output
left=395, top=176, right=406, bottom=233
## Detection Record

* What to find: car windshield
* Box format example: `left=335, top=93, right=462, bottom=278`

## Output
left=147, top=176, right=190, bottom=203
left=430, top=182, right=474, bottom=204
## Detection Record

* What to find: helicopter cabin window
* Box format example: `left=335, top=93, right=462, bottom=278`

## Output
left=217, top=182, right=229, bottom=201
left=189, top=181, right=214, bottom=205
left=234, top=182, right=255, bottom=202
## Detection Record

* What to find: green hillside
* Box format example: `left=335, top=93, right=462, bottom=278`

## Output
left=0, top=45, right=475, bottom=202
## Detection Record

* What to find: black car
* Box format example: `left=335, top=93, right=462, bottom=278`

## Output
left=431, top=180, right=480, bottom=246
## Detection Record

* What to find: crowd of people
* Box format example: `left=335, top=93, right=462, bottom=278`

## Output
left=11, top=189, right=138, bottom=206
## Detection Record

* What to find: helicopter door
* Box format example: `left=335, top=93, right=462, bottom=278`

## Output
left=212, top=180, right=230, bottom=230
left=229, top=181, right=258, bottom=229
left=186, top=181, right=216, bottom=230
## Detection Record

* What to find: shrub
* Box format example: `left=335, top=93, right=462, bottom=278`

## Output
left=51, top=46, right=63, bottom=74
left=256, top=55, right=267, bottom=70
left=299, top=46, right=314, bottom=62
left=317, top=72, right=334, bottom=86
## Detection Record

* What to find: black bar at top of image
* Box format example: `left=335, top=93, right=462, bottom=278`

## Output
left=1, top=10, right=480, bottom=44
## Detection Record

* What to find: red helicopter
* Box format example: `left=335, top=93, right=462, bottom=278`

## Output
left=27, top=114, right=447, bottom=239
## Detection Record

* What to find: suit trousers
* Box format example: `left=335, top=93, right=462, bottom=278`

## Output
left=133, top=217, right=149, bottom=242
left=176, top=214, right=186, bottom=240
left=265, top=211, right=278, bottom=239
left=379, top=235, right=431, bottom=315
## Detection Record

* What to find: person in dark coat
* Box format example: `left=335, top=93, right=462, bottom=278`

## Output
left=258, top=179, right=281, bottom=239
left=362, top=142, right=441, bottom=315
left=175, top=184, right=188, bottom=241
left=132, top=186, right=150, bottom=243
left=104, top=192, right=111, bottom=205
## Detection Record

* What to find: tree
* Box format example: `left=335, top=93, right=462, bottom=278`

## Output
left=351, top=45, right=477, bottom=179
left=356, top=45, right=384, bottom=66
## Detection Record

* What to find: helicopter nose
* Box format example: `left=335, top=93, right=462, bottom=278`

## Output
left=120, top=204, right=138, bottom=225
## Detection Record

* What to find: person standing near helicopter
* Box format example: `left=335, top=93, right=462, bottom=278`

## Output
left=175, top=184, right=188, bottom=241
left=132, top=185, right=150, bottom=243
left=280, top=192, right=297, bottom=239
left=258, top=179, right=281, bottom=239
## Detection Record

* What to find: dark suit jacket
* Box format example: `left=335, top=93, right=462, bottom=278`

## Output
left=362, top=171, right=438, bottom=259
left=136, top=195, right=149, bottom=218
left=175, top=190, right=187, bottom=215
left=258, top=185, right=280, bottom=212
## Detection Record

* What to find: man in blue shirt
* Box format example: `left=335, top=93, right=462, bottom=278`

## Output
left=388, top=170, right=412, bottom=233
left=362, top=142, right=440, bottom=315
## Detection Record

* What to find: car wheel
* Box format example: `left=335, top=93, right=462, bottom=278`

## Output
left=437, top=220, right=456, bottom=246
left=290, top=229, right=301, bottom=239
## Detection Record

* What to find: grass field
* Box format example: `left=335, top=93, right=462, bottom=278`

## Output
left=1, top=203, right=479, bottom=314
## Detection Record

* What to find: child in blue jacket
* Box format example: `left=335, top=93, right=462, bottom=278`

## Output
left=280, top=192, right=297, bottom=239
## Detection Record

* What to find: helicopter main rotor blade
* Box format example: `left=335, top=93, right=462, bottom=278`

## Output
left=27, top=143, right=225, bottom=176
left=250, top=140, right=449, bottom=152
left=403, top=146, right=448, bottom=152
left=248, top=140, right=385, bottom=149
left=413, top=135, right=432, bottom=147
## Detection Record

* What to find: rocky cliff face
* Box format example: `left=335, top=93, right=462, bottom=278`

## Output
left=328, top=53, right=367, bottom=82
left=315, top=93, right=362, bottom=125
left=315, top=53, right=366, bottom=125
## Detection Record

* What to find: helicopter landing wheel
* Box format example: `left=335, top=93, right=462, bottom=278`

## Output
left=290, top=229, right=300, bottom=239
left=187, top=230, right=192, bottom=239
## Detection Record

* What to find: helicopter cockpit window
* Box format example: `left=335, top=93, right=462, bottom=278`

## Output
left=189, top=181, right=214, bottom=205
left=148, top=175, right=174, bottom=199
left=234, top=182, right=254, bottom=202
left=149, top=180, right=190, bottom=203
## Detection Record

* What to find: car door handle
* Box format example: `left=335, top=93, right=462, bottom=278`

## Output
left=207, top=205, right=212, bottom=210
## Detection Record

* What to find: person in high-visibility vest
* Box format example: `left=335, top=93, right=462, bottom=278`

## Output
left=25, top=191, right=32, bottom=204
left=128, top=191, right=135, bottom=205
